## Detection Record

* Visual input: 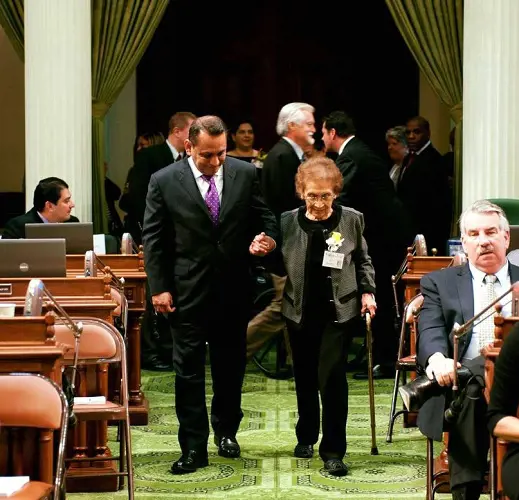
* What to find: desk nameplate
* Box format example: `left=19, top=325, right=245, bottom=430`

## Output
left=0, top=284, right=12, bottom=296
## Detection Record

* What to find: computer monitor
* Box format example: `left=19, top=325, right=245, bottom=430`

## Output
left=25, top=222, right=93, bottom=254
left=0, top=239, right=66, bottom=277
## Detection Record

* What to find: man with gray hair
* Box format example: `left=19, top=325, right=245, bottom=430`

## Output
left=261, top=102, right=316, bottom=218
left=417, top=199, right=519, bottom=499
left=246, top=103, right=316, bottom=361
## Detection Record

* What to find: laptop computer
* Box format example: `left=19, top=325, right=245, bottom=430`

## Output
left=0, top=239, right=66, bottom=277
left=25, top=222, right=93, bottom=254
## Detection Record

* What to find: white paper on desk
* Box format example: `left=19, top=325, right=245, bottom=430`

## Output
left=93, top=234, right=106, bottom=255
left=74, top=396, right=106, bottom=405
left=0, top=476, right=30, bottom=496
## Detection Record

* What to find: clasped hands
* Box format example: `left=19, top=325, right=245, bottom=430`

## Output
left=249, top=232, right=276, bottom=256
left=426, top=352, right=461, bottom=387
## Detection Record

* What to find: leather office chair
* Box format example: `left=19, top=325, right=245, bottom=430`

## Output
left=386, top=293, right=423, bottom=443
left=0, top=372, right=69, bottom=499
left=55, top=317, right=134, bottom=499
left=488, top=198, right=519, bottom=225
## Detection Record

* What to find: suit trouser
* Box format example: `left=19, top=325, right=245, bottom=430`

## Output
left=171, top=310, right=247, bottom=455
left=246, top=274, right=286, bottom=360
left=447, top=357, right=489, bottom=491
left=287, top=315, right=354, bottom=461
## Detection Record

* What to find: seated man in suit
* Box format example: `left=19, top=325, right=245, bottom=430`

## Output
left=418, top=199, right=519, bottom=500
left=2, top=176, right=78, bottom=239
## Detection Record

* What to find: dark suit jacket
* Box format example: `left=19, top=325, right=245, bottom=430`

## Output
left=142, top=157, right=278, bottom=321
left=2, top=207, right=80, bottom=239
left=397, top=144, right=451, bottom=255
left=121, top=143, right=175, bottom=242
left=261, top=138, right=303, bottom=219
left=336, top=137, right=412, bottom=267
left=417, top=262, right=519, bottom=440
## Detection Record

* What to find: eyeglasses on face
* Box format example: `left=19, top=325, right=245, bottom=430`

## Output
left=305, top=193, right=334, bottom=202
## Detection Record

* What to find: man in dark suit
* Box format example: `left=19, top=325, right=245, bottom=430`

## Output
left=322, top=111, right=413, bottom=379
left=246, top=103, right=314, bottom=359
left=122, top=111, right=196, bottom=371
left=2, top=177, right=78, bottom=239
left=122, top=111, right=196, bottom=244
left=397, top=116, right=451, bottom=255
left=261, top=102, right=315, bottom=219
left=142, top=115, right=278, bottom=474
left=418, top=200, right=518, bottom=500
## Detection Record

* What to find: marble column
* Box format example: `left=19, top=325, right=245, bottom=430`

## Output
left=463, top=0, right=519, bottom=208
left=25, top=0, right=91, bottom=222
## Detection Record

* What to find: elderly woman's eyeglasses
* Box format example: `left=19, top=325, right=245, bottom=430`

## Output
left=305, top=193, right=334, bottom=203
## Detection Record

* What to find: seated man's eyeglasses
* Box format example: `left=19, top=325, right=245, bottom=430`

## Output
left=305, top=193, right=334, bottom=202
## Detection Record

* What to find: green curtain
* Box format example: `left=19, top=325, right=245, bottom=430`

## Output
left=91, top=0, right=169, bottom=233
left=0, top=0, right=24, bottom=61
left=385, top=0, right=463, bottom=235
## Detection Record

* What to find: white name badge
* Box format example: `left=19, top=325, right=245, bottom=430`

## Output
left=322, top=251, right=344, bottom=269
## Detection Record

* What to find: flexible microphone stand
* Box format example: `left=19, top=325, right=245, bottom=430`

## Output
left=451, top=281, right=519, bottom=392
left=391, top=234, right=428, bottom=321
left=84, top=250, right=127, bottom=335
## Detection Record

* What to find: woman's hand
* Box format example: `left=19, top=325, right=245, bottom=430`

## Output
left=361, top=293, right=377, bottom=318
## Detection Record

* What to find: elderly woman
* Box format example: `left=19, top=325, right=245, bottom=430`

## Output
left=276, top=156, right=376, bottom=476
left=386, top=125, right=408, bottom=189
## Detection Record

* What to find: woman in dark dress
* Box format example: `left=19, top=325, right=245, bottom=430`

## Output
left=275, top=156, right=377, bottom=476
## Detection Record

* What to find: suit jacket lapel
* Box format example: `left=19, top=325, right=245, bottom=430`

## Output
left=178, top=161, right=211, bottom=219
left=457, top=264, right=474, bottom=324
left=510, top=263, right=519, bottom=284
left=219, top=162, right=236, bottom=223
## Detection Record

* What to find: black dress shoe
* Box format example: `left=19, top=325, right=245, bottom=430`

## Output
left=294, top=444, right=314, bottom=458
left=170, top=450, right=208, bottom=474
left=214, top=435, right=241, bottom=458
left=142, top=355, right=172, bottom=372
left=353, top=364, right=394, bottom=380
left=324, top=458, right=348, bottom=476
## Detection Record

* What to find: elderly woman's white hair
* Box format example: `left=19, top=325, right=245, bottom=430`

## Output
left=459, top=199, right=510, bottom=234
left=276, top=102, right=315, bottom=137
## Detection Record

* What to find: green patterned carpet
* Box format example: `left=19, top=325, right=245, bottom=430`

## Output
left=68, top=363, right=483, bottom=500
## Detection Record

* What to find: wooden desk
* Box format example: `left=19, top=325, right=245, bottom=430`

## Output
left=66, top=254, right=149, bottom=425
left=0, top=276, right=117, bottom=324
left=483, top=315, right=519, bottom=500
left=0, top=314, right=66, bottom=483
left=402, top=255, right=453, bottom=303
left=0, top=285, right=120, bottom=492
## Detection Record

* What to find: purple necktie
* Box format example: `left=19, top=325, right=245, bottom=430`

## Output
left=202, top=174, right=220, bottom=225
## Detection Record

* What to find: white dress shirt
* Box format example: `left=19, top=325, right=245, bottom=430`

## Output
left=463, top=261, right=511, bottom=360
left=188, top=157, right=223, bottom=203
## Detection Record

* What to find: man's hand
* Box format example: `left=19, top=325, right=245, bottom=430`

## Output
left=361, top=293, right=377, bottom=318
left=249, top=232, right=276, bottom=256
left=152, top=291, right=175, bottom=314
left=425, top=352, right=461, bottom=387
